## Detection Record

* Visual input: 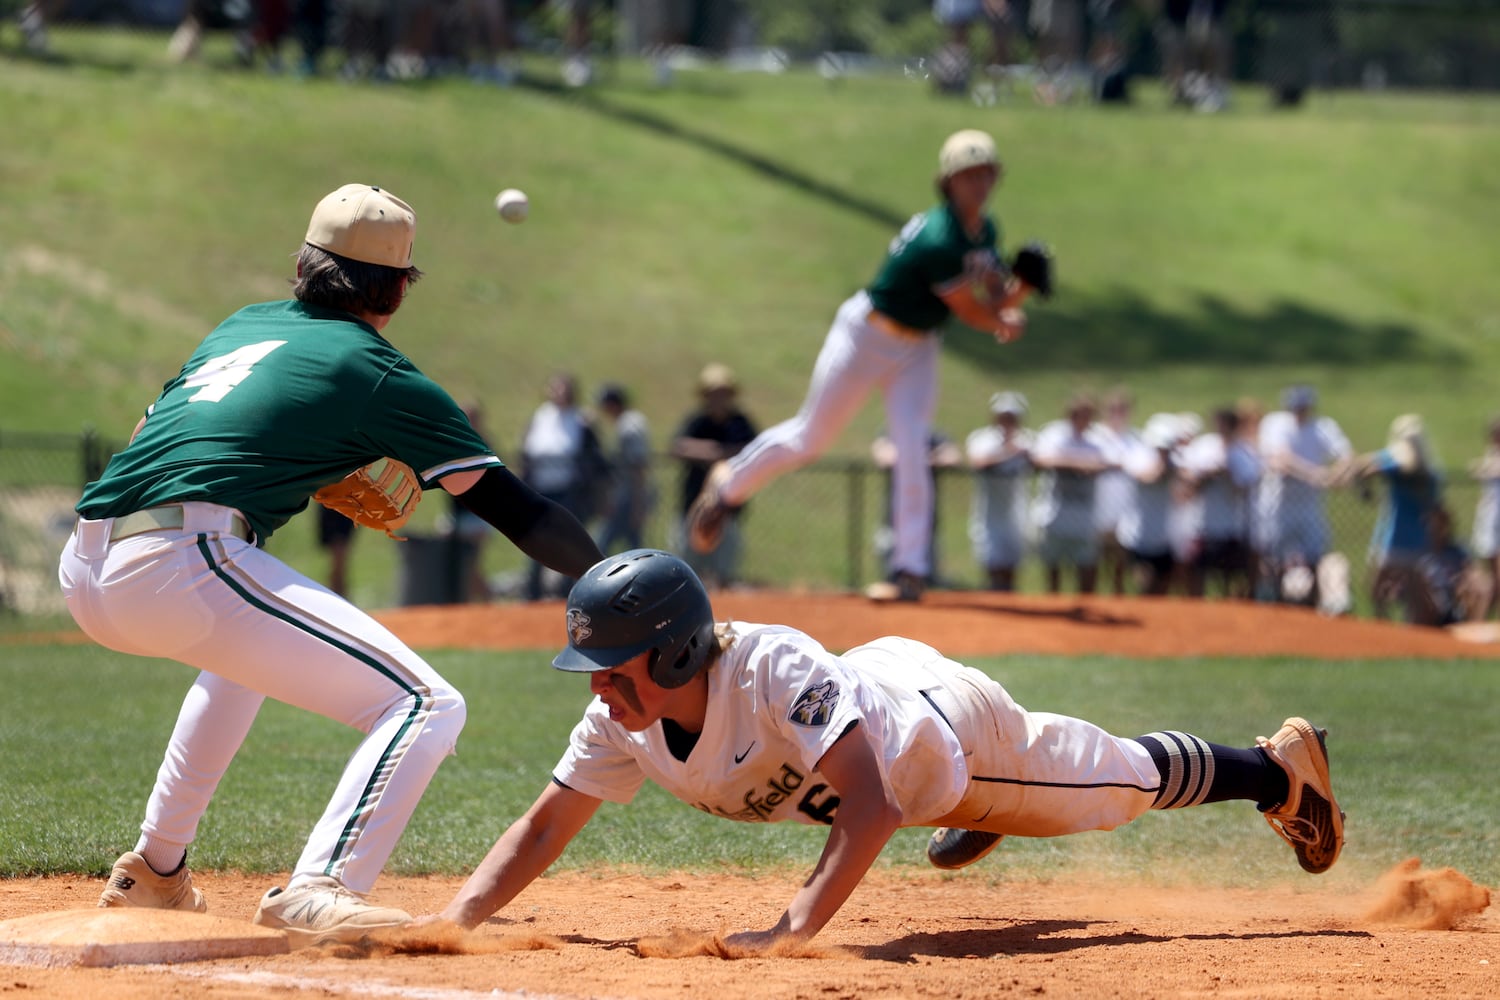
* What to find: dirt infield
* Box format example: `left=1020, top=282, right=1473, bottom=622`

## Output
left=3, top=595, right=1496, bottom=998
left=372, top=590, right=1500, bottom=661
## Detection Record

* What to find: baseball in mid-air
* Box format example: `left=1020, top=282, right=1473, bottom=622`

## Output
left=494, top=188, right=529, bottom=224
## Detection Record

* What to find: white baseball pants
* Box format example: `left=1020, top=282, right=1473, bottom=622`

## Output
left=59, top=503, right=465, bottom=895
left=922, top=659, right=1159, bottom=835
left=719, top=290, right=942, bottom=578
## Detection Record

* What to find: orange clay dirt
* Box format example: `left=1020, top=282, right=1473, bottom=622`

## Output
left=3, top=593, right=1496, bottom=999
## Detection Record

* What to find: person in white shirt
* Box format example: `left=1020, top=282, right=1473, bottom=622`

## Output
left=1115, top=413, right=1185, bottom=595
left=1254, top=385, right=1352, bottom=605
left=1092, top=388, right=1140, bottom=594
left=1179, top=407, right=1262, bottom=598
left=425, top=549, right=1345, bottom=948
left=1467, top=415, right=1500, bottom=620
left=1031, top=394, right=1113, bottom=593
left=966, top=391, right=1034, bottom=591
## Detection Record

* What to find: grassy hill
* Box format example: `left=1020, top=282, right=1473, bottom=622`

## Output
left=3, top=29, right=1498, bottom=601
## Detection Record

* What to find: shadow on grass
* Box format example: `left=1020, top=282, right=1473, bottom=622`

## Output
left=941, top=601, right=1141, bottom=628
left=953, top=288, right=1468, bottom=373
left=523, top=82, right=1465, bottom=374
left=521, top=75, right=909, bottom=232
left=866, top=921, right=1373, bottom=961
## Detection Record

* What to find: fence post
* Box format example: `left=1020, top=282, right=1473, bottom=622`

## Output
left=846, top=461, right=864, bottom=591
left=80, top=426, right=107, bottom=486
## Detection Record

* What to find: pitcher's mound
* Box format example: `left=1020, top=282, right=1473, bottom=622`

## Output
left=0, top=908, right=289, bottom=967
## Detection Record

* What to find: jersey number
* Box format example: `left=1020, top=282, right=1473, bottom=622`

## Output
left=184, top=340, right=288, bottom=403
left=797, top=783, right=840, bottom=825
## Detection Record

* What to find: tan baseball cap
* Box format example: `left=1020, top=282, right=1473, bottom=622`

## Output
left=938, top=129, right=999, bottom=180
left=698, top=362, right=738, bottom=394
left=304, top=184, right=416, bottom=269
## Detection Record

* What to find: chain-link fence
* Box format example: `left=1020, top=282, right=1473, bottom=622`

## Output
left=3, top=427, right=1486, bottom=619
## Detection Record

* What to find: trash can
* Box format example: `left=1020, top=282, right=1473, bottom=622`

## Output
left=396, top=533, right=478, bottom=606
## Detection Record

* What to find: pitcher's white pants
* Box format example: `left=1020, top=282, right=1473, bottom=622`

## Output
left=719, top=290, right=942, bottom=578
left=59, top=504, right=465, bottom=895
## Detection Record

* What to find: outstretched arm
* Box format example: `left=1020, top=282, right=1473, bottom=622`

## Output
left=435, top=781, right=602, bottom=930
left=726, top=723, right=903, bottom=949
left=442, top=466, right=604, bottom=579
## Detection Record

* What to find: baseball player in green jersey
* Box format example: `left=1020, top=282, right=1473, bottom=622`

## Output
left=686, top=129, right=1044, bottom=603
left=58, top=183, right=604, bottom=948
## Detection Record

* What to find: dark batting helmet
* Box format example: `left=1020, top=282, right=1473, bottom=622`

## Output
left=552, top=549, right=718, bottom=689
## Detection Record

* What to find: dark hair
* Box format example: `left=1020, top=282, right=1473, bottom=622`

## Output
left=292, top=244, right=423, bottom=317
left=597, top=383, right=628, bottom=408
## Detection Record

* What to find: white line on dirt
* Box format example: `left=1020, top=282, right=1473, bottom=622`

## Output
left=161, top=964, right=608, bottom=1000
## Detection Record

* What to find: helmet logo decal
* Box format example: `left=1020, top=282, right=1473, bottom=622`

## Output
left=788, top=680, right=840, bottom=728
left=567, top=608, right=593, bottom=645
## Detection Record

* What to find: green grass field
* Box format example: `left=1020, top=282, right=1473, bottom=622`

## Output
left=2, top=32, right=1496, bottom=894
left=3, top=641, right=1496, bottom=890
left=3, top=28, right=1498, bottom=601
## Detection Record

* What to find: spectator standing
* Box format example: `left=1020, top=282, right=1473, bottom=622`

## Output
left=520, top=373, right=604, bottom=599
left=15, top=0, right=65, bottom=53
left=1467, top=416, right=1500, bottom=620
left=1254, top=385, right=1352, bottom=606
left=1412, top=507, right=1476, bottom=627
left=1346, top=414, right=1442, bottom=622
left=1115, top=414, right=1185, bottom=596
left=1091, top=387, right=1139, bottom=594
left=1031, top=394, right=1112, bottom=594
left=966, top=391, right=1034, bottom=591
left=683, top=129, right=1041, bottom=605
left=671, top=364, right=758, bottom=589
left=931, top=1, right=1019, bottom=95
left=1178, top=407, right=1261, bottom=598
left=1157, top=0, right=1231, bottom=111
left=594, top=384, right=656, bottom=555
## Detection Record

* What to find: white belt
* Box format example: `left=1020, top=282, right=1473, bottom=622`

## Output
left=107, top=505, right=253, bottom=543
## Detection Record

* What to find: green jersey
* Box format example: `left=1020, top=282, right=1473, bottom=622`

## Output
left=865, top=203, right=1002, bottom=332
left=78, top=300, right=500, bottom=541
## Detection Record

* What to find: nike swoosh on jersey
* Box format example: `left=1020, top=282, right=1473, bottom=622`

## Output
left=734, top=741, right=756, bottom=764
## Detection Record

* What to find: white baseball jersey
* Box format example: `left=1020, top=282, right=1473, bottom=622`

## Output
left=1114, top=442, right=1175, bottom=556
left=554, top=623, right=968, bottom=826
left=1180, top=432, right=1262, bottom=541
left=1030, top=420, right=1106, bottom=539
left=1091, top=423, right=1141, bottom=533
left=553, top=623, right=1161, bottom=838
left=966, top=425, right=1033, bottom=568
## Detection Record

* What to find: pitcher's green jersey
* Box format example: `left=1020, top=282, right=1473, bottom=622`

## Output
left=78, top=300, right=500, bottom=541
left=866, top=203, right=1001, bottom=332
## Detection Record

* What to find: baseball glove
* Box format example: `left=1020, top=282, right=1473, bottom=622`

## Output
left=1010, top=242, right=1054, bottom=299
left=313, top=457, right=422, bottom=540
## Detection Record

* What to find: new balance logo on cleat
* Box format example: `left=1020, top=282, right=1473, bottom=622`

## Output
left=110, top=875, right=137, bottom=891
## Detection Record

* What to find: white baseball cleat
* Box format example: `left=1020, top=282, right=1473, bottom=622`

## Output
left=253, top=876, right=411, bottom=948
left=97, top=851, right=207, bottom=912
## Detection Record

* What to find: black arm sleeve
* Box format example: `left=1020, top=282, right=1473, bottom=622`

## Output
left=449, top=466, right=604, bottom=579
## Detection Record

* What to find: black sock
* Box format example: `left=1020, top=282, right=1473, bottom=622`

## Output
left=1134, top=732, right=1289, bottom=810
